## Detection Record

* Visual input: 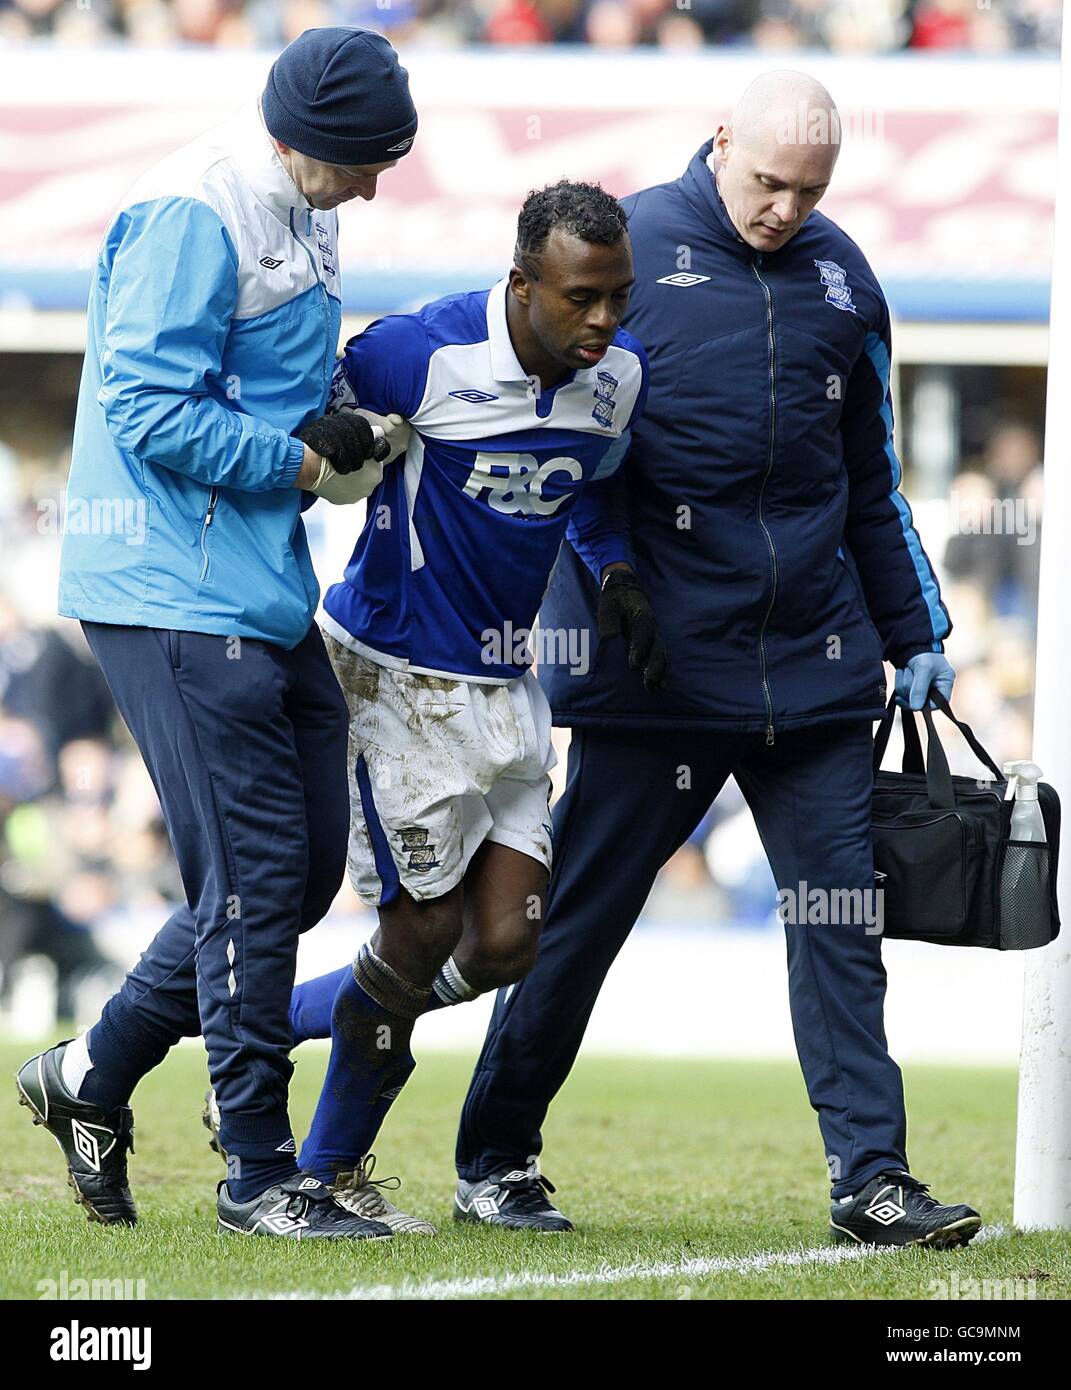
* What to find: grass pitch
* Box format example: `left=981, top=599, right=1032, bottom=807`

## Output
left=2, top=1040, right=1069, bottom=1301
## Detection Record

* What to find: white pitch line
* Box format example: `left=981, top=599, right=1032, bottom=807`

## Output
left=270, top=1223, right=1006, bottom=1301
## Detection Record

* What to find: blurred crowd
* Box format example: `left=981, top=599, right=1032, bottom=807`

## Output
left=0, top=0, right=1062, bottom=52
left=0, top=591, right=151, bottom=1023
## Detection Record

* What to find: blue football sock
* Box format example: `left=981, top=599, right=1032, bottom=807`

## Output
left=298, top=945, right=429, bottom=1184
left=289, top=965, right=351, bottom=1044
left=75, top=994, right=174, bottom=1112
left=218, top=1111, right=300, bottom=1203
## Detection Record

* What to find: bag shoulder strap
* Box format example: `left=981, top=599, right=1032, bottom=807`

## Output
left=873, top=695, right=925, bottom=774
left=873, top=693, right=1002, bottom=810
left=929, top=692, right=1005, bottom=782
left=919, top=706, right=955, bottom=809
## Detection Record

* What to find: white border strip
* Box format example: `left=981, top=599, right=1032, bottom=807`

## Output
left=270, top=1225, right=1006, bottom=1301
left=1, top=49, right=1058, bottom=113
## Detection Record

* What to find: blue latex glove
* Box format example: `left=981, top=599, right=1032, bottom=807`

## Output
left=894, top=652, right=956, bottom=711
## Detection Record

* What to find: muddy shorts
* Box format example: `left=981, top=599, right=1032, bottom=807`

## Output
left=323, top=630, right=557, bottom=906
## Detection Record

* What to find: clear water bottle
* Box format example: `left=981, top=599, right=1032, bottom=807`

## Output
left=1003, top=761, right=1046, bottom=842
left=999, top=760, right=1051, bottom=949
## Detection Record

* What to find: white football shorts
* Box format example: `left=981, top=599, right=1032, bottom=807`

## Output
left=323, top=630, right=556, bottom=906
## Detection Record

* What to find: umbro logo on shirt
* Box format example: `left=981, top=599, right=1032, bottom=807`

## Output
left=450, top=389, right=499, bottom=404
left=657, top=272, right=711, bottom=287
left=259, top=256, right=284, bottom=270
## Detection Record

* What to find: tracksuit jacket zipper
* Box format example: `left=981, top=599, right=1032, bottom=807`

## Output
left=199, top=486, right=219, bottom=582
left=751, top=253, right=778, bottom=746
left=199, top=210, right=328, bottom=587
left=289, top=206, right=333, bottom=403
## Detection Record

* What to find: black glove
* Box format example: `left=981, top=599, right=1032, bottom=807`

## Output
left=295, top=411, right=383, bottom=476
left=597, top=568, right=670, bottom=694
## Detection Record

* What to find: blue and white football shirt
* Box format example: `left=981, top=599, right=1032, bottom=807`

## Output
left=322, top=277, right=649, bottom=682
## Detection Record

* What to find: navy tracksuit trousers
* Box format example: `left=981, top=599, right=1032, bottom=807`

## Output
left=456, top=719, right=908, bottom=1200
left=82, top=622, right=348, bottom=1129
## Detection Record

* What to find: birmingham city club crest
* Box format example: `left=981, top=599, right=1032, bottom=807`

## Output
left=814, top=259, right=856, bottom=314
left=592, top=370, right=618, bottom=429
left=399, top=826, right=440, bottom=872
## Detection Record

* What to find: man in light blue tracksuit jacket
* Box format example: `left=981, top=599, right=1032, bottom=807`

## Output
left=15, top=28, right=421, bottom=1240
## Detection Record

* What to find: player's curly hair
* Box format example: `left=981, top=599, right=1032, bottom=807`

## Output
left=514, top=181, right=628, bottom=272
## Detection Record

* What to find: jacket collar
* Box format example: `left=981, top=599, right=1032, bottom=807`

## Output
left=223, top=101, right=317, bottom=231
left=678, top=139, right=752, bottom=256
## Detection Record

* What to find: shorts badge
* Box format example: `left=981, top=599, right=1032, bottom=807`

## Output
left=399, top=826, right=441, bottom=872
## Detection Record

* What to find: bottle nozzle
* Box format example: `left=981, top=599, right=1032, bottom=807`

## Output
left=1003, top=760, right=1042, bottom=800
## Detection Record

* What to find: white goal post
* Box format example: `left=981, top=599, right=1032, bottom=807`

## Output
left=1013, top=0, right=1071, bottom=1232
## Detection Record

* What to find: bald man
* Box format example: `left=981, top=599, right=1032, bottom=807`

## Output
left=450, top=72, right=980, bottom=1247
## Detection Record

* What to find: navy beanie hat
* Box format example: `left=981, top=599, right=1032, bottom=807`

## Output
left=262, top=27, right=418, bottom=167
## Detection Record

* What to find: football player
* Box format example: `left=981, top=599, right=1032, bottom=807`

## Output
left=226, top=182, right=664, bottom=1232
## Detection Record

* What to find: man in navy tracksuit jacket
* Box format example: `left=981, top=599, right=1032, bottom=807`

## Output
left=452, top=73, right=981, bottom=1247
